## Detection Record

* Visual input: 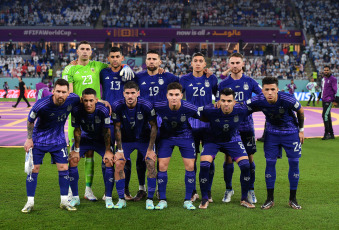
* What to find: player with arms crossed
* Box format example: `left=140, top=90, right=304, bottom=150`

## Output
left=22, top=79, right=80, bottom=213
left=246, top=76, right=304, bottom=210
left=63, top=41, right=133, bottom=201
left=68, top=88, right=119, bottom=209
left=216, top=53, right=262, bottom=204
left=112, top=81, right=158, bottom=209
left=180, top=52, right=218, bottom=202
left=198, top=88, right=255, bottom=209
left=153, top=82, right=200, bottom=210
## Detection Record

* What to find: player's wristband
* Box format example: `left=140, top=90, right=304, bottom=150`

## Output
left=74, top=147, right=80, bottom=152
left=299, top=128, right=304, bottom=132
left=117, top=149, right=123, bottom=153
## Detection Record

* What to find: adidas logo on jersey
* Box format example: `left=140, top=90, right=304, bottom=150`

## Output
left=163, top=116, right=168, bottom=120
left=75, top=71, right=80, bottom=74
left=189, top=83, right=193, bottom=86
left=215, top=119, right=220, bottom=122
left=50, top=113, right=55, bottom=116
left=141, top=82, right=146, bottom=85
left=105, top=76, right=109, bottom=79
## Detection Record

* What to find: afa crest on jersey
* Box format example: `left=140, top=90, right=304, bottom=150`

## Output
left=180, top=115, right=186, bottom=122
left=279, top=107, right=285, bottom=114
left=67, top=105, right=72, bottom=111
left=205, top=80, right=210, bottom=87
left=137, top=113, right=143, bottom=120
left=243, top=82, right=249, bottom=90
left=158, top=78, right=164, bottom=85
left=234, top=115, right=239, bottom=123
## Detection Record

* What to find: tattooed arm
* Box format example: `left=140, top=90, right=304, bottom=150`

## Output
left=297, top=107, right=305, bottom=144
left=145, top=119, right=157, bottom=178
left=113, top=122, right=125, bottom=163
left=103, top=127, right=114, bottom=166
left=24, top=121, right=34, bottom=152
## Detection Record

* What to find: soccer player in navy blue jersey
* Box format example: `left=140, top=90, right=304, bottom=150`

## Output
left=153, top=82, right=200, bottom=210
left=180, top=52, right=218, bottom=202
left=246, top=76, right=304, bottom=210
left=100, top=47, right=137, bottom=201
left=22, top=79, right=80, bottom=213
left=112, top=81, right=158, bottom=210
left=217, top=53, right=262, bottom=204
left=198, top=88, right=255, bottom=209
left=130, top=50, right=179, bottom=201
left=68, top=88, right=117, bottom=209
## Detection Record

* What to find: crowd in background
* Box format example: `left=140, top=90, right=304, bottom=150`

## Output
left=0, top=0, right=102, bottom=27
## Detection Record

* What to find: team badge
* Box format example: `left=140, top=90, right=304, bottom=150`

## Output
left=180, top=115, right=186, bottom=122
left=91, top=68, right=95, bottom=73
left=279, top=108, right=285, bottom=114
left=205, top=80, right=210, bottom=87
left=233, top=115, right=239, bottom=123
left=137, top=114, right=143, bottom=120
left=95, top=116, right=101, bottom=123
left=244, top=82, right=249, bottom=90
left=67, top=105, right=72, bottom=111
left=158, top=78, right=164, bottom=85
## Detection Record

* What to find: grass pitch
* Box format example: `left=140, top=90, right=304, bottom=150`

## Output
left=0, top=138, right=338, bottom=230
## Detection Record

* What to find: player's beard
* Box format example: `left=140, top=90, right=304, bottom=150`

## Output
left=231, top=68, right=242, bottom=74
left=56, top=97, right=65, bottom=106
left=147, top=66, right=158, bottom=72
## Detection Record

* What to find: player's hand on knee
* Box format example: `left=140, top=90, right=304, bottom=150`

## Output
left=114, top=152, right=126, bottom=163
left=103, top=150, right=114, bottom=167
left=24, top=139, right=33, bottom=152
left=120, top=65, right=135, bottom=81
left=69, top=151, right=80, bottom=164
left=145, top=149, right=157, bottom=162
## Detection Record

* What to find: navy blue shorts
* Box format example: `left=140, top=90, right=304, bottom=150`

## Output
left=240, top=130, right=257, bottom=155
left=122, top=141, right=149, bottom=160
left=157, top=138, right=196, bottom=159
left=33, top=144, right=68, bottom=165
left=264, top=132, right=302, bottom=159
left=192, top=127, right=209, bottom=154
left=201, top=141, right=248, bottom=161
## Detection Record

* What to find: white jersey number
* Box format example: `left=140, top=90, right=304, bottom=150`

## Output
left=193, top=87, right=206, bottom=96
left=82, top=75, right=93, bottom=85
left=110, top=81, right=121, bottom=90
left=149, top=86, right=159, bottom=96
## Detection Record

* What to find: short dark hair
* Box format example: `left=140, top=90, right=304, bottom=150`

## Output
left=147, top=50, right=160, bottom=57
left=77, top=41, right=90, bottom=49
left=123, top=81, right=139, bottom=91
left=220, top=88, right=235, bottom=98
left=167, top=82, right=183, bottom=92
left=110, top=47, right=123, bottom=55
left=82, top=88, right=97, bottom=97
left=324, top=65, right=330, bottom=70
left=229, top=52, right=244, bottom=59
left=192, top=52, right=204, bottom=59
left=54, top=79, right=69, bottom=90
left=262, top=76, right=279, bottom=86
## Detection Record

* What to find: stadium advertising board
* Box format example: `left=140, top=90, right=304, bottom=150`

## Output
left=0, top=90, right=36, bottom=98
left=1, top=29, right=303, bottom=43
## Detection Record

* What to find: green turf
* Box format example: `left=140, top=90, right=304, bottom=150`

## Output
left=0, top=139, right=338, bottom=230
left=0, top=98, right=35, bottom=102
